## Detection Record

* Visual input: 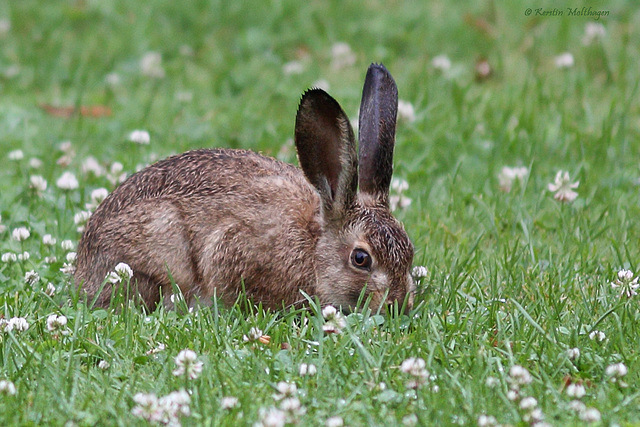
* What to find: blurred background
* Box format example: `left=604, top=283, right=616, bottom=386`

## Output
left=1, top=0, right=639, bottom=253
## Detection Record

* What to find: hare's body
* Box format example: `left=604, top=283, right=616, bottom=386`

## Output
left=77, top=149, right=322, bottom=308
left=76, top=64, right=415, bottom=312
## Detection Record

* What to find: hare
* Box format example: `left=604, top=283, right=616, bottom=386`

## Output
left=75, top=63, right=415, bottom=312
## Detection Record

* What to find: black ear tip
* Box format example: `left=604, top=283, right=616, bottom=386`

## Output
left=368, top=62, right=389, bottom=72
left=299, top=88, right=330, bottom=104
left=297, top=88, right=345, bottom=119
left=367, top=63, right=394, bottom=79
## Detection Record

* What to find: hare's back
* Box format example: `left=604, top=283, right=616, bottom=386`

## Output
left=96, top=148, right=315, bottom=216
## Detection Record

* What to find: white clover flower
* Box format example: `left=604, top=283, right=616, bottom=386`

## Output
left=400, top=357, right=427, bottom=375
left=66, top=252, right=77, bottom=263
left=519, top=396, right=538, bottom=411
left=617, top=269, right=634, bottom=282
left=24, top=270, right=39, bottom=285
left=402, top=414, right=418, bottom=426
left=74, top=210, right=92, bottom=232
left=45, top=283, right=56, bottom=296
left=61, top=262, right=76, bottom=275
left=391, top=178, right=409, bottom=193
left=104, top=271, right=119, bottom=285
left=523, top=407, right=545, bottom=424
left=432, top=54, right=452, bottom=72
left=128, top=130, right=150, bottom=145
left=56, top=171, right=79, bottom=190
left=389, top=194, right=412, bottom=211
left=43, top=234, right=57, bottom=246
left=172, top=349, right=203, bottom=379
left=140, top=51, right=165, bottom=78
left=273, top=381, right=297, bottom=401
left=29, top=157, right=42, bottom=168
left=3, top=64, right=19, bottom=79
left=566, top=347, right=580, bottom=360
left=498, top=166, right=528, bottom=192
left=114, top=262, right=134, bottom=280
left=283, top=60, right=304, bottom=75
left=583, top=22, right=606, bottom=45
left=389, top=178, right=412, bottom=211
left=397, top=100, right=416, bottom=123
left=321, top=305, right=346, bottom=334
left=160, top=389, right=191, bottom=420
left=555, top=52, right=575, bottom=68
left=243, top=326, right=264, bottom=342
left=279, top=397, right=305, bottom=417
left=611, top=269, right=640, bottom=298
left=98, top=360, right=110, bottom=370
left=0, top=380, right=16, bottom=395
left=58, top=140, right=73, bottom=153
left=61, top=240, right=75, bottom=251
left=485, top=376, right=499, bottom=388
left=90, top=188, right=109, bottom=206
left=548, top=170, right=579, bottom=202
left=568, top=400, right=586, bottom=413
left=131, top=392, right=161, bottom=422
left=74, top=211, right=92, bottom=224
left=18, top=251, right=30, bottom=261
left=299, top=363, right=317, bottom=376
left=30, top=175, right=47, bottom=193
left=176, top=91, right=193, bottom=103
left=589, top=330, right=606, bottom=342
left=220, top=396, right=239, bottom=410
left=412, top=265, right=428, bottom=279
left=322, top=305, right=337, bottom=319
left=107, top=161, right=127, bottom=185
left=477, top=414, right=498, bottom=427
left=44, top=256, right=57, bottom=263
left=579, top=407, right=601, bottom=423
left=8, top=149, right=24, bottom=161
left=46, top=314, right=68, bottom=334
left=2, top=253, right=17, bottom=263
left=325, top=416, right=344, bottom=427
left=330, top=42, right=356, bottom=70
left=12, top=227, right=30, bottom=241
left=508, top=364, right=532, bottom=386
left=506, top=389, right=519, bottom=401
left=400, top=357, right=429, bottom=389
left=8, top=317, right=29, bottom=332
left=605, top=362, right=628, bottom=378
left=255, top=407, right=286, bottom=427
left=566, top=383, right=586, bottom=398
left=105, top=72, right=121, bottom=86
left=81, top=156, right=105, bottom=176
left=0, top=18, right=11, bottom=37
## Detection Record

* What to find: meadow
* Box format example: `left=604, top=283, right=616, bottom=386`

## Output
left=1, top=0, right=640, bottom=425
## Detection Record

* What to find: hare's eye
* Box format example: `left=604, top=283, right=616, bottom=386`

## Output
left=351, top=248, right=372, bottom=270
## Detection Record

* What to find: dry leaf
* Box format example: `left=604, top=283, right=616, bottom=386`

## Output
left=40, top=104, right=112, bottom=118
left=258, top=335, right=271, bottom=345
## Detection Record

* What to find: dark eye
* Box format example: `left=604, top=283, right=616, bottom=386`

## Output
left=351, top=248, right=372, bottom=270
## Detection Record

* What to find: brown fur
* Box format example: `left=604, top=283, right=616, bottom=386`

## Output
left=75, top=64, right=415, bottom=312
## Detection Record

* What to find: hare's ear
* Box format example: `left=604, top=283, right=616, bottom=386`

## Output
left=358, top=63, right=398, bottom=204
left=295, top=89, right=358, bottom=217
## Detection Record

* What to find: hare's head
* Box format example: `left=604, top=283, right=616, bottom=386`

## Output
left=295, top=64, right=415, bottom=313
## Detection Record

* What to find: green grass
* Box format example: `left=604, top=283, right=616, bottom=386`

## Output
left=1, top=0, right=640, bottom=425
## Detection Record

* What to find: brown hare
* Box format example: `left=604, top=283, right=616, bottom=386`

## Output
left=75, top=63, right=415, bottom=312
